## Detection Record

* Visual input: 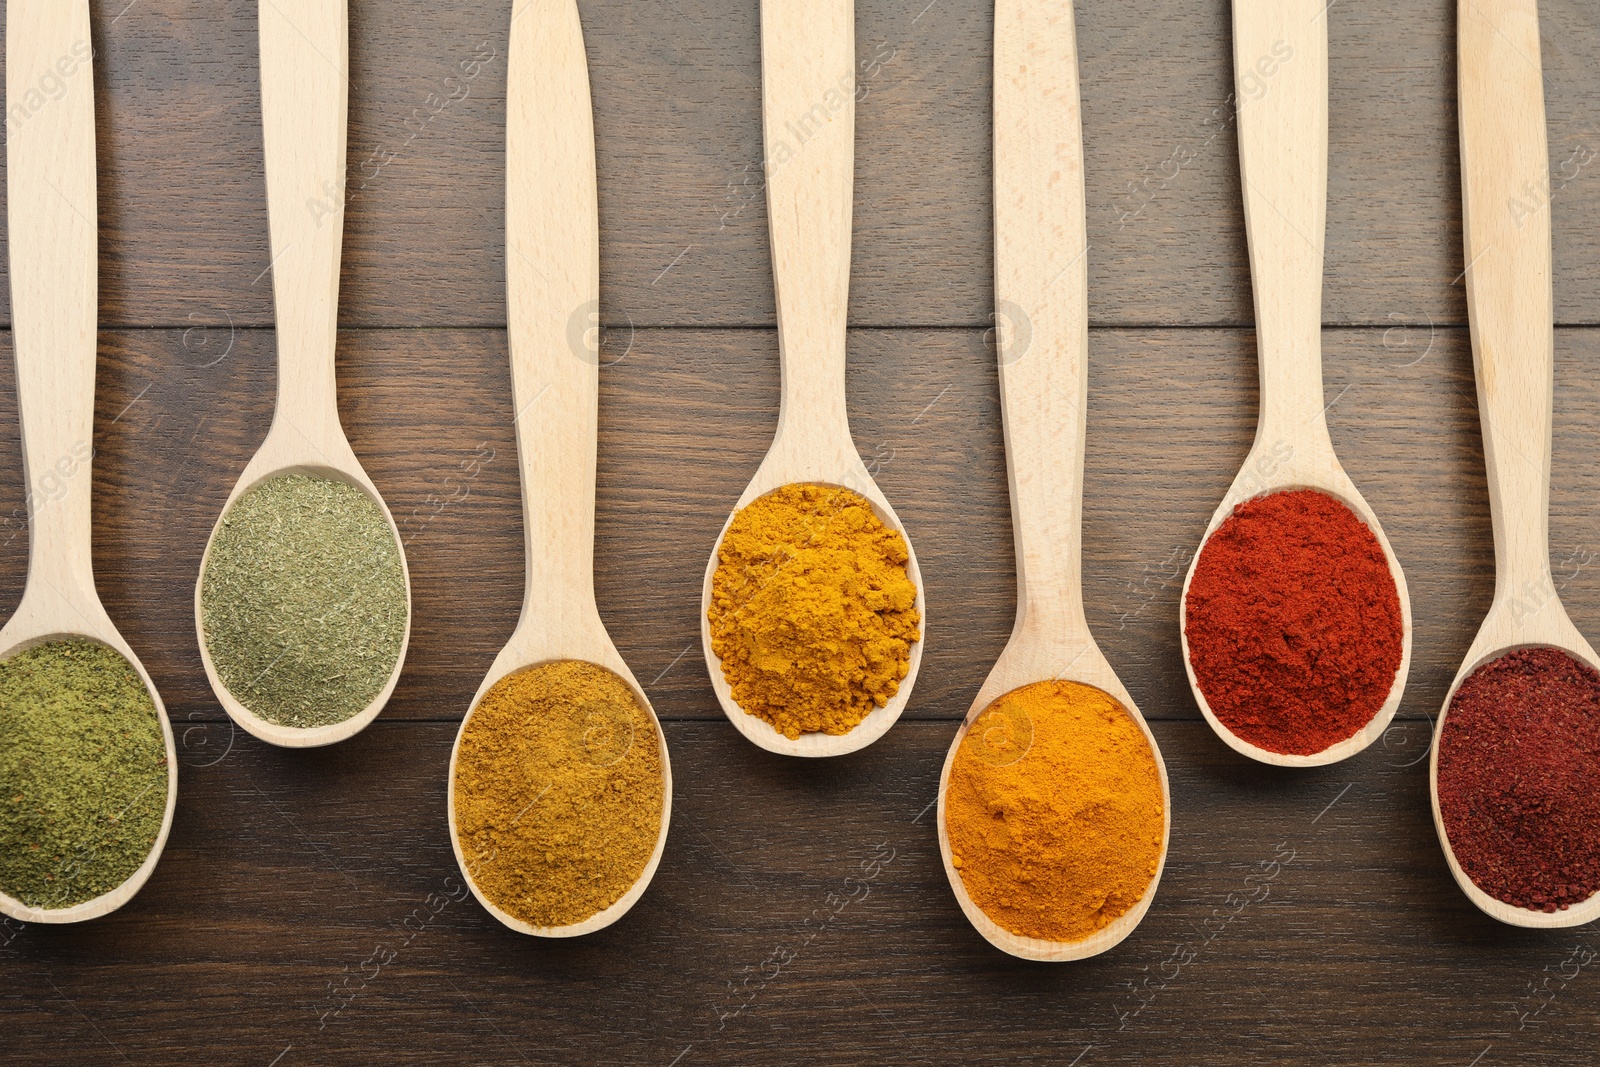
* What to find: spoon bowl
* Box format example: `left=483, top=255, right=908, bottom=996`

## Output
left=1430, top=627, right=1600, bottom=930
left=0, top=624, right=178, bottom=926
left=700, top=471, right=927, bottom=759
left=193, top=0, right=410, bottom=748
left=1431, top=0, right=1600, bottom=928
left=937, top=643, right=1170, bottom=961
left=194, top=452, right=411, bottom=750
left=699, top=0, right=925, bottom=758
left=448, top=645, right=672, bottom=939
left=1179, top=456, right=1414, bottom=768
left=1180, top=0, right=1411, bottom=766
left=446, top=0, right=670, bottom=936
left=935, top=0, right=1168, bottom=960
left=0, top=0, right=178, bottom=923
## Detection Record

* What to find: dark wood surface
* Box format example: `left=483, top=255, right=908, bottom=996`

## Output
left=2, top=1, right=1600, bottom=1064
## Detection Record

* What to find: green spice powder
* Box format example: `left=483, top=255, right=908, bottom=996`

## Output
left=0, top=639, right=169, bottom=910
left=201, top=474, right=408, bottom=729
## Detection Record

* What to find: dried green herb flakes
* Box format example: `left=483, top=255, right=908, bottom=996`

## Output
left=201, top=474, right=408, bottom=729
left=0, top=639, right=168, bottom=910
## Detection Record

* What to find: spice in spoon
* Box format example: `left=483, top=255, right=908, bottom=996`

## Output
left=1183, top=488, right=1403, bottom=755
left=708, top=482, right=920, bottom=739
left=453, top=661, right=664, bottom=928
left=944, top=680, right=1164, bottom=942
left=0, top=639, right=168, bottom=910
left=1437, top=646, right=1600, bottom=913
left=201, top=474, right=408, bottom=729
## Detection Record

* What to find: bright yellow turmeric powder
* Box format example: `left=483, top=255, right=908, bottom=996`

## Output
left=708, top=483, right=920, bottom=739
left=944, top=680, right=1165, bottom=942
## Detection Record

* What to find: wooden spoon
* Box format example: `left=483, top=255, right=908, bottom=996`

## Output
left=0, top=0, right=177, bottom=924
left=1430, top=0, right=1600, bottom=929
left=1178, top=0, right=1413, bottom=766
left=934, top=0, right=1170, bottom=962
left=193, top=0, right=411, bottom=748
left=445, top=0, right=671, bottom=937
left=698, top=0, right=927, bottom=758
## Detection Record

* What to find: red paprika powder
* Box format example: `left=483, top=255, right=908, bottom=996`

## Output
left=1436, top=646, right=1600, bottom=913
left=1183, top=488, right=1403, bottom=755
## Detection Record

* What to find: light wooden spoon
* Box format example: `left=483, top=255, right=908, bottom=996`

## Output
left=1430, top=0, right=1600, bottom=929
left=445, top=0, right=671, bottom=938
left=1178, top=0, right=1413, bottom=766
left=698, top=0, right=927, bottom=758
left=194, top=0, right=411, bottom=749
left=934, top=0, right=1169, bottom=962
left=0, top=0, right=177, bottom=924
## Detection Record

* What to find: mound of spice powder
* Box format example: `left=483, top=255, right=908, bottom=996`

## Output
left=944, top=680, right=1164, bottom=942
left=0, top=639, right=168, bottom=909
left=1183, top=488, right=1403, bottom=755
left=708, top=483, right=920, bottom=739
left=201, top=474, right=408, bottom=729
left=1437, top=647, right=1600, bottom=913
left=453, top=661, right=664, bottom=928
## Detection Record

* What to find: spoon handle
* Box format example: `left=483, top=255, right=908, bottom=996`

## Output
left=761, top=0, right=854, bottom=448
left=505, top=0, right=603, bottom=647
left=992, top=0, right=1090, bottom=638
left=259, top=0, right=348, bottom=451
left=6, top=0, right=99, bottom=601
left=1233, top=0, right=1329, bottom=443
left=1458, top=0, right=1554, bottom=603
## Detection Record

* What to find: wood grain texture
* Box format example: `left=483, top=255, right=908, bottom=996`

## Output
left=0, top=720, right=1595, bottom=1066
left=5, top=324, right=1600, bottom=736
left=0, top=0, right=1598, bottom=328
left=1, top=0, right=1600, bottom=1058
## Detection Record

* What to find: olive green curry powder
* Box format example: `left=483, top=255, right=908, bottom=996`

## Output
left=453, top=661, right=664, bottom=928
left=0, top=640, right=168, bottom=909
left=201, top=474, right=408, bottom=729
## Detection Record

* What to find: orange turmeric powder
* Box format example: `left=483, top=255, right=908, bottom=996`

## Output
left=944, top=680, right=1165, bottom=942
left=708, top=483, right=920, bottom=739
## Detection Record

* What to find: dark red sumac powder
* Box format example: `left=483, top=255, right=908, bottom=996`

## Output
left=1183, top=489, right=1404, bottom=755
left=1437, top=647, right=1600, bottom=912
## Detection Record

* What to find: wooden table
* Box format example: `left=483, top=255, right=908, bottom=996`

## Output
left=3, top=1, right=1599, bottom=1063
